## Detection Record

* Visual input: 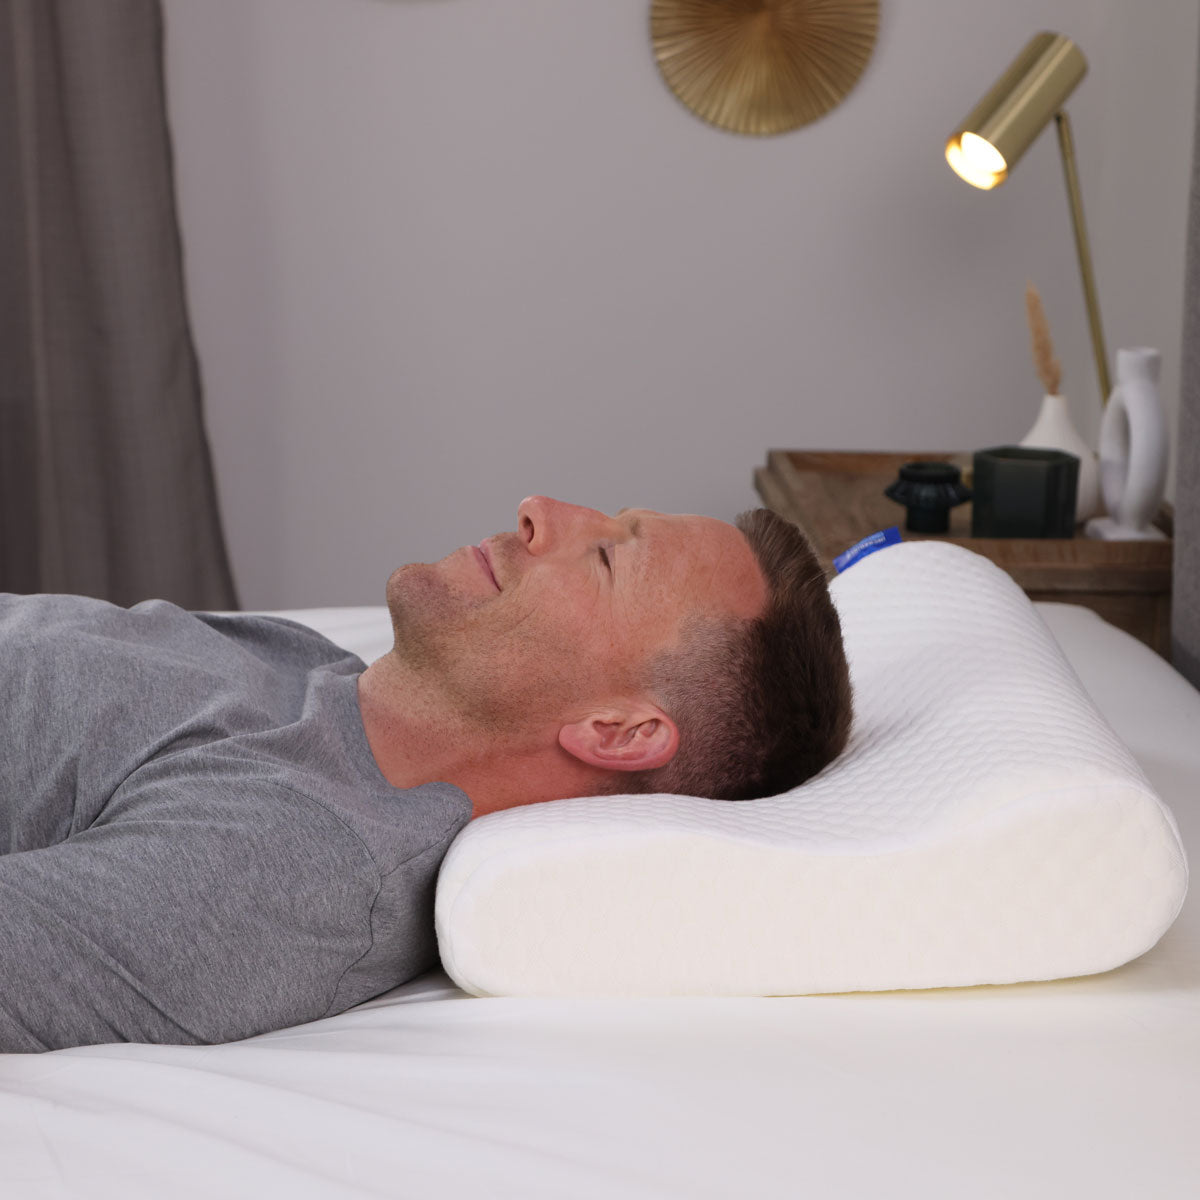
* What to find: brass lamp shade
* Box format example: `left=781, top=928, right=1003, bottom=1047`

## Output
left=945, top=32, right=1087, bottom=189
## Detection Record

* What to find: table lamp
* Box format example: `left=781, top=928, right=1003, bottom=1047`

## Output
left=944, top=32, right=1111, bottom=406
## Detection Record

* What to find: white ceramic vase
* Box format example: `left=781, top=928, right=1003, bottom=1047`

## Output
left=1019, top=393, right=1101, bottom=523
left=1085, top=347, right=1169, bottom=541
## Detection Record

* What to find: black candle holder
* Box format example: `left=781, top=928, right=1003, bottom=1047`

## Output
left=884, top=461, right=972, bottom=534
left=971, top=446, right=1079, bottom=538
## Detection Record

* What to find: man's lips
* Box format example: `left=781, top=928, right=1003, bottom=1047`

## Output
left=475, top=542, right=500, bottom=591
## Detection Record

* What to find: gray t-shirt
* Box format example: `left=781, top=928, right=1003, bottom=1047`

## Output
left=0, top=593, right=472, bottom=1052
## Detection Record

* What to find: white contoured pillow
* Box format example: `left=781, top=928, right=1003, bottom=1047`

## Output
left=433, top=541, right=1188, bottom=996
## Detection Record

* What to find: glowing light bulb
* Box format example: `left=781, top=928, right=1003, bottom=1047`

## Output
left=945, top=132, right=1008, bottom=189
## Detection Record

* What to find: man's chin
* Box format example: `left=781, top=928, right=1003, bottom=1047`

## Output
left=385, top=560, right=458, bottom=609
left=387, top=561, right=501, bottom=673
left=384, top=564, right=446, bottom=647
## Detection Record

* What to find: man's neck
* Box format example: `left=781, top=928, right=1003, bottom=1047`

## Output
left=356, top=651, right=607, bottom=819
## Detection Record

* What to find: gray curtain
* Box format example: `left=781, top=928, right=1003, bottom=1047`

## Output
left=0, top=0, right=237, bottom=609
left=1175, top=18, right=1200, bottom=686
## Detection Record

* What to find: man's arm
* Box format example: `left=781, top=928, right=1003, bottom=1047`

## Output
left=0, top=796, right=378, bottom=1053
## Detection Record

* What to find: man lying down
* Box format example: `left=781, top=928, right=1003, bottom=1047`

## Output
left=0, top=496, right=850, bottom=1052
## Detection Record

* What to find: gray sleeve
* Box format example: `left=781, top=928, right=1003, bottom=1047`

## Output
left=0, top=785, right=380, bottom=1052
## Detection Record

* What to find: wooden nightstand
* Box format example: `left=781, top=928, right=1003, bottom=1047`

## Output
left=755, top=450, right=1174, bottom=656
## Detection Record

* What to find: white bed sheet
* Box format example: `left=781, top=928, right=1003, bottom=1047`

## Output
left=2, top=602, right=1197, bottom=1200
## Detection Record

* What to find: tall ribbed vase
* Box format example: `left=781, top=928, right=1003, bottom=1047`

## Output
left=1019, top=393, right=1101, bottom=523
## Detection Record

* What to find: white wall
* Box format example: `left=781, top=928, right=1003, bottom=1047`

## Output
left=163, top=0, right=1199, bottom=609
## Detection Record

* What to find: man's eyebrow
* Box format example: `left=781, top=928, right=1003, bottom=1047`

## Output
left=615, top=508, right=642, bottom=537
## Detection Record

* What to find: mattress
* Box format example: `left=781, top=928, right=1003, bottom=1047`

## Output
left=1, top=601, right=1197, bottom=1200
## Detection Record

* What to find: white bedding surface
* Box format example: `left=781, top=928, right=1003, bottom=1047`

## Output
left=2, top=602, right=1198, bottom=1200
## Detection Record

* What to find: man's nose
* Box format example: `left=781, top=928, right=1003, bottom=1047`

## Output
left=517, top=495, right=615, bottom=554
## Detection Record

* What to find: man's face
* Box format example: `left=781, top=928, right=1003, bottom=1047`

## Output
left=385, top=496, right=767, bottom=734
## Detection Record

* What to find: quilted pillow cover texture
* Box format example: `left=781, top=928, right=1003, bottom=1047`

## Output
left=434, top=541, right=1188, bottom=996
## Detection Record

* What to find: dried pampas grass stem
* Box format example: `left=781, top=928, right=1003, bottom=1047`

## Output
left=1025, top=282, right=1062, bottom=395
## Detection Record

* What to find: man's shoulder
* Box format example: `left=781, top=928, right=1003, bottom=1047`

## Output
left=107, top=711, right=472, bottom=879
left=0, top=591, right=366, bottom=681
left=0, top=590, right=125, bottom=630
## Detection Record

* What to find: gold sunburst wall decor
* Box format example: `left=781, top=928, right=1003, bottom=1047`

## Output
left=650, top=0, right=880, bottom=136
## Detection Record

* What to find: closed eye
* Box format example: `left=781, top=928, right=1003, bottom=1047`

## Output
left=598, top=543, right=613, bottom=574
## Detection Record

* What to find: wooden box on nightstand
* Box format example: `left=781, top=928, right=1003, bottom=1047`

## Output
left=754, top=450, right=1174, bottom=656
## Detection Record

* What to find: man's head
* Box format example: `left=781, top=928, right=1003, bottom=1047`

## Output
left=620, top=508, right=853, bottom=800
left=383, top=496, right=850, bottom=803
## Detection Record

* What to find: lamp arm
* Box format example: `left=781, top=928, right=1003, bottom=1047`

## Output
left=1054, top=110, right=1112, bottom=406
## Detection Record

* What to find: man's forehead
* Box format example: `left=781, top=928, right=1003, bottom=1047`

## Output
left=613, top=505, right=763, bottom=616
left=616, top=507, right=755, bottom=569
left=615, top=505, right=729, bottom=539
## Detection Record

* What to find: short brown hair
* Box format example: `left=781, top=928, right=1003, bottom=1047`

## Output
left=621, top=509, right=852, bottom=801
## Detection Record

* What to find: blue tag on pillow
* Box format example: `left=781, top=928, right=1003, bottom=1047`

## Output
left=833, top=526, right=903, bottom=573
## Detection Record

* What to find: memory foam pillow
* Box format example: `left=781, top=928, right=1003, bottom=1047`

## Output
left=434, top=541, right=1188, bottom=996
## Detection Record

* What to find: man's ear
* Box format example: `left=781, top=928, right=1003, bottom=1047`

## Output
left=557, top=704, right=679, bottom=773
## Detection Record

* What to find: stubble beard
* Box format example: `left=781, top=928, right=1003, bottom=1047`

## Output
left=383, top=560, right=655, bottom=747
left=384, top=563, right=556, bottom=738
left=385, top=563, right=460, bottom=675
